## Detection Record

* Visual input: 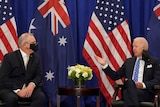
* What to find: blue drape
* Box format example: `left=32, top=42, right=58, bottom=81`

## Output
left=11, top=0, right=157, bottom=60
left=122, top=0, right=156, bottom=40
left=10, top=0, right=158, bottom=106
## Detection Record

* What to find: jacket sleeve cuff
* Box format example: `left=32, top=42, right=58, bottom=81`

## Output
left=102, top=63, right=108, bottom=69
left=142, top=82, right=146, bottom=89
left=13, top=89, right=20, bottom=93
left=29, top=82, right=36, bottom=87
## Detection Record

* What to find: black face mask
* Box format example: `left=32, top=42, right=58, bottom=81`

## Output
left=30, top=43, right=38, bottom=52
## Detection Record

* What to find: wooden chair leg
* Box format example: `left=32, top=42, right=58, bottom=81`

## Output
left=106, top=102, right=112, bottom=107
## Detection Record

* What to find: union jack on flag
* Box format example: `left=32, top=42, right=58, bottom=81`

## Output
left=153, top=3, right=160, bottom=20
left=38, top=0, right=71, bottom=36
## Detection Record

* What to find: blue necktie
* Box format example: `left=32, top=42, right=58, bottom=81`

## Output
left=133, top=58, right=141, bottom=82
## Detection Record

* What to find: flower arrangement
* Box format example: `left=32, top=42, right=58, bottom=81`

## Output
left=68, top=64, right=93, bottom=81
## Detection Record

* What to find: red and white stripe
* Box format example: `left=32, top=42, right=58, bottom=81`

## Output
left=0, top=17, right=18, bottom=61
left=82, top=12, right=132, bottom=104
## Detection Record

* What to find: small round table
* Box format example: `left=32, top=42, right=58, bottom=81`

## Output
left=57, top=87, right=100, bottom=107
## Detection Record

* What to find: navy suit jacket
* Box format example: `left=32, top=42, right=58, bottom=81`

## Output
left=0, top=50, right=42, bottom=90
left=103, top=56, right=160, bottom=90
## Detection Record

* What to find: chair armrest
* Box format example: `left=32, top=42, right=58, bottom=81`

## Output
left=154, top=85, right=160, bottom=107
left=112, top=84, right=124, bottom=101
left=154, top=85, right=160, bottom=90
left=113, top=84, right=124, bottom=88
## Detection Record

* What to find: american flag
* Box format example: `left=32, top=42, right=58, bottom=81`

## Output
left=0, top=0, right=18, bottom=62
left=82, top=0, right=132, bottom=104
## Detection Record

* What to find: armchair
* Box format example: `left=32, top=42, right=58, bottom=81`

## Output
left=108, top=84, right=160, bottom=107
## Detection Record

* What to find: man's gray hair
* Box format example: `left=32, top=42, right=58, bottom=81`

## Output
left=134, top=37, right=149, bottom=50
left=18, top=33, right=34, bottom=47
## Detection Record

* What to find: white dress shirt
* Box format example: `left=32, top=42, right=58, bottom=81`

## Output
left=20, top=49, right=29, bottom=69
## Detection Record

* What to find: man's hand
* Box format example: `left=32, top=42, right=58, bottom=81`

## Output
left=94, top=55, right=106, bottom=66
left=17, top=88, right=29, bottom=98
left=17, top=83, right=35, bottom=98
left=135, top=82, right=143, bottom=89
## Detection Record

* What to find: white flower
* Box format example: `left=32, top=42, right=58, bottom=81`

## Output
left=68, top=70, right=72, bottom=76
left=75, top=68, right=81, bottom=73
left=76, top=72, right=80, bottom=78
left=88, top=73, right=93, bottom=80
left=68, top=64, right=93, bottom=81
left=82, top=72, right=88, bottom=78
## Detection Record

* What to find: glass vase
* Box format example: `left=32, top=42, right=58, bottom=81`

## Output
left=74, top=79, right=85, bottom=88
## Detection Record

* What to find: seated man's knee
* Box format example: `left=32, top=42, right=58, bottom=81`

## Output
left=38, top=92, right=46, bottom=102
left=4, top=93, right=18, bottom=104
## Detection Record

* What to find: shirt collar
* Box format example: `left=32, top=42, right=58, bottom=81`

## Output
left=20, top=49, right=28, bottom=58
left=137, top=57, right=142, bottom=60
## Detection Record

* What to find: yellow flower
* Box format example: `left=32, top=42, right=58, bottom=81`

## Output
left=68, top=64, right=93, bottom=81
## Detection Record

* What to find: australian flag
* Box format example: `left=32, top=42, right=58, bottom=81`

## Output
left=29, top=0, right=76, bottom=107
left=147, top=0, right=160, bottom=59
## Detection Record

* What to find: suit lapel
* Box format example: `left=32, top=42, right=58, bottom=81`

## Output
left=16, top=50, right=26, bottom=70
left=143, top=59, right=151, bottom=77
left=26, top=54, right=34, bottom=71
left=129, top=57, right=137, bottom=79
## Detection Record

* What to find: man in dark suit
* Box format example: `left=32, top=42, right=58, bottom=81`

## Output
left=0, top=33, right=45, bottom=107
left=95, top=37, right=160, bottom=107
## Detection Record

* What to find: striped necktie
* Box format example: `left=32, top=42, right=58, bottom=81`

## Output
left=133, top=58, right=141, bottom=82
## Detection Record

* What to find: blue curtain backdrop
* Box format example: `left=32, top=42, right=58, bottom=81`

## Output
left=10, top=0, right=157, bottom=59
left=11, top=0, right=157, bottom=61
left=10, top=0, right=157, bottom=106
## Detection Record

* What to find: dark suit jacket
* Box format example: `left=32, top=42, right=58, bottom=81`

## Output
left=103, top=56, right=160, bottom=105
left=0, top=50, right=42, bottom=90
left=103, top=56, right=160, bottom=89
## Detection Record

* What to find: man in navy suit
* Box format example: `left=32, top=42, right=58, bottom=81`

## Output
left=95, top=37, right=160, bottom=107
left=0, top=33, right=45, bottom=107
